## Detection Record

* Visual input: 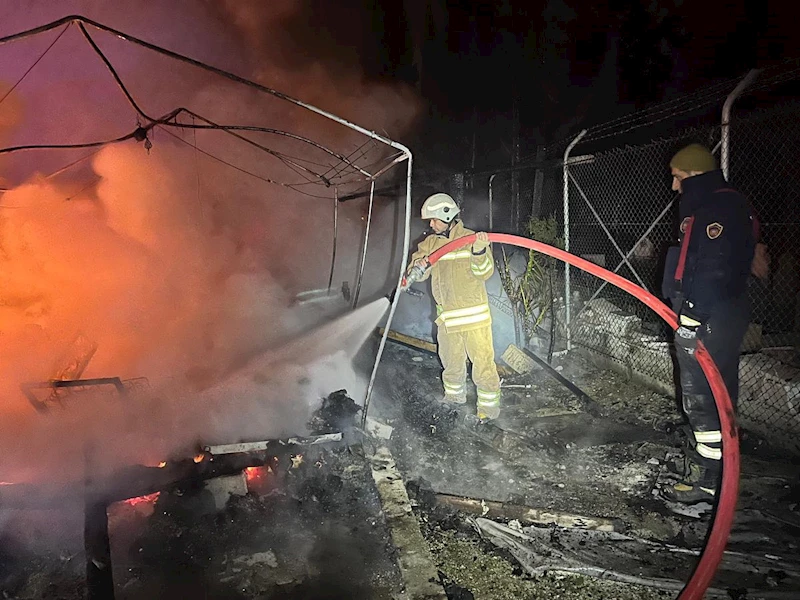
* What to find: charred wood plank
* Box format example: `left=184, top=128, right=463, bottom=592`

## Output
left=84, top=499, right=114, bottom=600
left=434, top=493, right=617, bottom=531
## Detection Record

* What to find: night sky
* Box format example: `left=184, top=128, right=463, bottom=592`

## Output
left=2, top=1, right=799, bottom=176
left=340, top=0, right=800, bottom=171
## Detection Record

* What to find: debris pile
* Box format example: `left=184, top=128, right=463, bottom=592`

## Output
left=0, top=389, right=405, bottom=599
left=112, top=439, right=402, bottom=599
left=307, top=388, right=361, bottom=434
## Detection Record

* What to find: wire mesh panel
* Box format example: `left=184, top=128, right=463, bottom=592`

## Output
left=559, top=100, right=800, bottom=453
left=487, top=75, right=800, bottom=453
left=726, top=101, right=800, bottom=451
left=486, top=170, right=539, bottom=234
left=565, top=127, right=717, bottom=372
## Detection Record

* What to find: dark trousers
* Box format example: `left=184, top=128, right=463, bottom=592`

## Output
left=675, top=298, right=750, bottom=475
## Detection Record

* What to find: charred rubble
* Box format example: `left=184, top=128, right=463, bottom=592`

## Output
left=0, top=389, right=405, bottom=600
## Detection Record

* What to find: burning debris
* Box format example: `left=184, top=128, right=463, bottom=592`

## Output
left=0, top=389, right=410, bottom=599
left=307, top=388, right=361, bottom=435
left=109, top=425, right=403, bottom=599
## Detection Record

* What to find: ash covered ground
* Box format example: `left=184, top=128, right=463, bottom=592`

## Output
left=3, top=337, right=800, bottom=600
left=365, top=339, right=800, bottom=600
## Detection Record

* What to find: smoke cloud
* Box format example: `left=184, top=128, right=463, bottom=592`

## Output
left=0, top=1, right=419, bottom=483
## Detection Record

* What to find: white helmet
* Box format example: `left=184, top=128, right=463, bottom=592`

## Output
left=421, top=193, right=460, bottom=223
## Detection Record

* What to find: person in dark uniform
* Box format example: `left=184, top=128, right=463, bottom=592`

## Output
left=661, top=143, right=757, bottom=504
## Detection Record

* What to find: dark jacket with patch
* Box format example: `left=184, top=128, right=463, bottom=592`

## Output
left=661, top=170, right=756, bottom=320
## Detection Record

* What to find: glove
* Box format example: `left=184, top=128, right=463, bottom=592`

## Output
left=674, top=323, right=698, bottom=353
left=402, top=259, right=429, bottom=289
left=472, top=232, right=490, bottom=253
left=674, top=309, right=703, bottom=354
left=406, top=263, right=427, bottom=285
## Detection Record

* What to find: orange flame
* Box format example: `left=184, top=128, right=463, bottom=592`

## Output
left=123, top=491, right=160, bottom=507
left=244, top=465, right=273, bottom=495
left=244, top=465, right=270, bottom=481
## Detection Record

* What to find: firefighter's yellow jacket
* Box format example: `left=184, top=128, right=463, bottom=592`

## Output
left=409, top=220, right=494, bottom=333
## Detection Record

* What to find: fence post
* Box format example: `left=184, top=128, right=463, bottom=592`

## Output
left=721, top=69, right=759, bottom=179
left=452, top=172, right=465, bottom=207
left=512, top=90, right=521, bottom=232
left=563, top=130, right=587, bottom=352
left=488, top=173, right=497, bottom=230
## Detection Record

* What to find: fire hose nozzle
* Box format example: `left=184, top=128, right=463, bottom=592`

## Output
left=401, top=261, right=429, bottom=291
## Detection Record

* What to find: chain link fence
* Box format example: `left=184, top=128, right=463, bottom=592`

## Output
left=564, top=125, right=719, bottom=379
left=564, top=87, right=800, bottom=453
left=479, top=67, right=800, bottom=454
left=724, top=100, right=800, bottom=451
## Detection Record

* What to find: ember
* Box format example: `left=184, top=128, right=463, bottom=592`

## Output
left=123, top=492, right=160, bottom=507
left=244, top=465, right=272, bottom=495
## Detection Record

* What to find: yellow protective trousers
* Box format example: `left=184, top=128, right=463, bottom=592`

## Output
left=436, top=323, right=501, bottom=411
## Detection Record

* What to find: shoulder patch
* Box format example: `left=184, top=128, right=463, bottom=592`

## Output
left=706, top=222, right=723, bottom=239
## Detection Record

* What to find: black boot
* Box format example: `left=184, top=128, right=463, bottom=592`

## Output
left=661, top=461, right=718, bottom=504
left=666, top=455, right=698, bottom=479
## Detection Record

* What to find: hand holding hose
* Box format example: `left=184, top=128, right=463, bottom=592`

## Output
left=401, top=258, right=429, bottom=290
left=472, top=231, right=490, bottom=253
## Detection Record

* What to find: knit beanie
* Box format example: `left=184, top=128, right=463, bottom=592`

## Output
left=669, top=143, right=717, bottom=173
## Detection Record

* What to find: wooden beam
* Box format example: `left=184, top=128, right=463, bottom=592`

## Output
left=378, top=328, right=437, bottom=354
left=434, top=493, right=617, bottom=531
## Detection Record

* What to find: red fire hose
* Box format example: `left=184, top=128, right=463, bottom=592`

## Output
left=427, top=233, right=738, bottom=600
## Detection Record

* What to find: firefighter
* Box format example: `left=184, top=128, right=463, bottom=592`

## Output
left=661, top=143, right=757, bottom=504
left=408, top=193, right=501, bottom=420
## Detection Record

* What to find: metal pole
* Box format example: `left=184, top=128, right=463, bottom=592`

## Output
left=85, top=500, right=114, bottom=600
left=488, top=173, right=497, bottom=230
left=567, top=171, right=649, bottom=290
left=721, top=69, right=759, bottom=180
left=563, top=130, right=587, bottom=352
left=327, top=187, right=339, bottom=291
left=531, top=146, right=545, bottom=220
left=352, top=180, right=376, bottom=308
left=362, top=155, right=413, bottom=427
